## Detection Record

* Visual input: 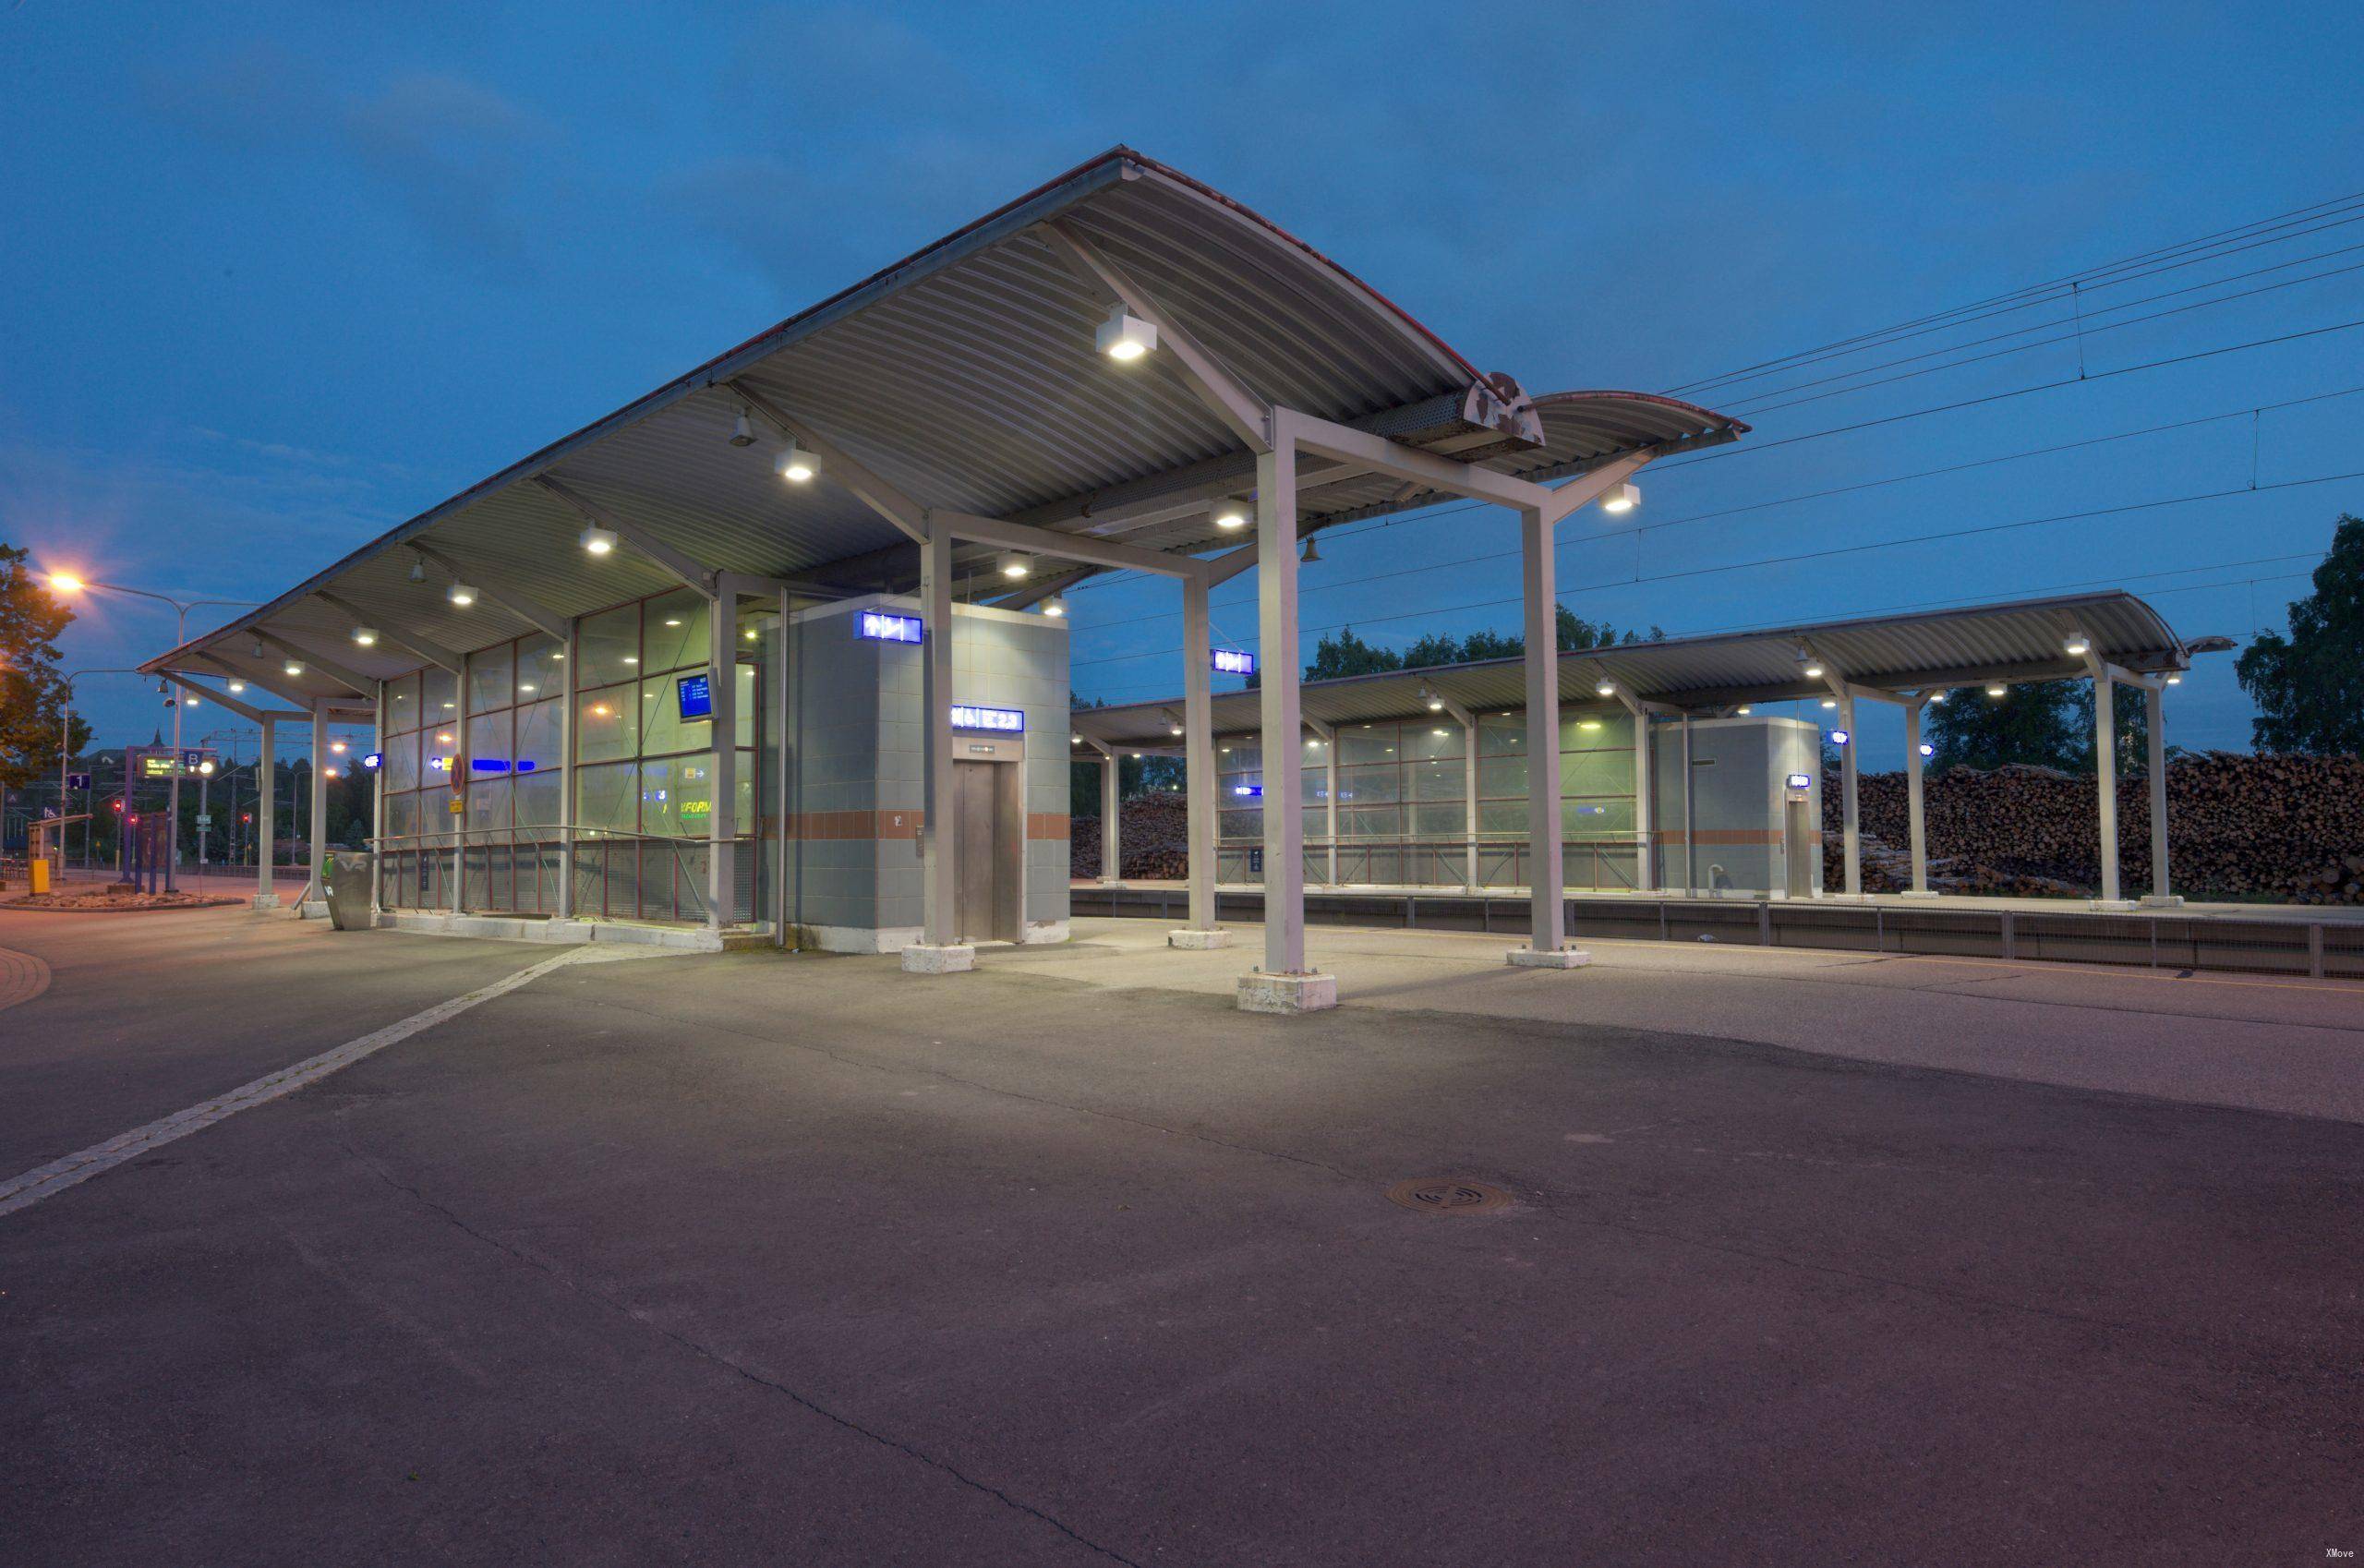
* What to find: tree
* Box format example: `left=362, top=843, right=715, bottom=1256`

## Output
left=1925, top=681, right=2085, bottom=772
left=1302, top=627, right=1401, bottom=681
left=0, top=543, right=86, bottom=790
left=2237, top=513, right=2364, bottom=754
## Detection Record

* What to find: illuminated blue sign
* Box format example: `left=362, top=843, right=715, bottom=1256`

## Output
left=857, top=610, right=924, bottom=644
left=1231, top=783, right=1262, bottom=798
left=1212, top=648, right=1256, bottom=677
left=677, top=671, right=713, bottom=720
left=950, top=705, right=1024, bottom=732
left=1786, top=773, right=1812, bottom=790
left=359, top=752, right=383, bottom=771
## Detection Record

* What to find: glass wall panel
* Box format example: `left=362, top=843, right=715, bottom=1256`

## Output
left=641, top=590, right=707, bottom=672
left=514, top=698, right=561, bottom=774
left=467, top=644, right=513, bottom=716
left=466, top=778, right=513, bottom=841
left=579, top=604, right=639, bottom=688
left=1339, top=726, right=1394, bottom=766
left=640, top=673, right=712, bottom=757
left=515, top=633, right=562, bottom=702
left=384, top=728, right=419, bottom=793
left=1405, top=724, right=1464, bottom=761
left=385, top=673, right=421, bottom=734
left=515, top=769, right=561, bottom=830
left=576, top=762, right=637, bottom=831
left=467, top=711, right=512, bottom=774
left=422, top=666, right=459, bottom=722
left=576, top=686, right=638, bottom=763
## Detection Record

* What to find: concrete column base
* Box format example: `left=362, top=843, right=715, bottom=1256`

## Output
left=1236, top=971, right=1337, bottom=1014
left=900, top=943, right=976, bottom=975
left=251, top=893, right=281, bottom=910
left=1507, top=947, right=1592, bottom=970
left=2140, top=894, right=2186, bottom=908
left=2088, top=899, right=2138, bottom=912
left=1168, top=928, right=1234, bottom=950
left=1900, top=889, right=1941, bottom=900
left=297, top=899, right=330, bottom=921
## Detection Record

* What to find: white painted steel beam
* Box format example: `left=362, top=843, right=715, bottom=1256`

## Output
left=315, top=589, right=463, bottom=673
left=253, top=629, right=373, bottom=698
left=1292, top=414, right=1554, bottom=514
left=533, top=476, right=714, bottom=592
left=725, top=380, right=930, bottom=544
left=935, top=510, right=1204, bottom=580
left=407, top=543, right=573, bottom=641
left=1041, top=222, right=1272, bottom=452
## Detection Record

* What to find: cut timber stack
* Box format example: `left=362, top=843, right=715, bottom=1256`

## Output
left=1069, top=794, right=1189, bottom=882
left=1824, top=753, right=2364, bottom=903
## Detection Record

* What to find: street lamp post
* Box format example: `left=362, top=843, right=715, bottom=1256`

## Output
left=45, top=577, right=256, bottom=893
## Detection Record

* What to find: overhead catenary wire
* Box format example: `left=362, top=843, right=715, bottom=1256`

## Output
left=1666, top=188, right=2364, bottom=395
left=1068, top=465, right=2364, bottom=675
left=1063, top=382, right=2364, bottom=632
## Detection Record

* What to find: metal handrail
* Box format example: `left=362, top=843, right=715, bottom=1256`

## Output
left=369, top=823, right=753, bottom=850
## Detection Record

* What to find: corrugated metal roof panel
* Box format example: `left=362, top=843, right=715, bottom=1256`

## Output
left=1072, top=592, right=2195, bottom=749
left=143, top=148, right=1742, bottom=686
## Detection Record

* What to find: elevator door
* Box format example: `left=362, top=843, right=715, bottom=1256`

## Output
left=954, top=760, right=1019, bottom=942
left=1783, top=795, right=1813, bottom=898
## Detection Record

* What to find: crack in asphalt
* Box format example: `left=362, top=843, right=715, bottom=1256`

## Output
left=338, top=1136, right=1146, bottom=1568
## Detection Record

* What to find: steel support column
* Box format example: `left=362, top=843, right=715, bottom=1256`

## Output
left=557, top=613, right=576, bottom=919
left=1099, top=750, right=1119, bottom=883
left=1253, top=438, right=1307, bottom=976
left=369, top=681, right=385, bottom=917
left=706, top=589, right=737, bottom=930
left=1180, top=573, right=1217, bottom=932
left=911, top=523, right=965, bottom=965
left=308, top=698, right=331, bottom=913
left=1632, top=710, right=1656, bottom=892
left=1679, top=714, right=1695, bottom=895
left=1839, top=694, right=1861, bottom=898
left=256, top=715, right=278, bottom=908
left=2145, top=683, right=2172, bottom=902
left=2094, top=672, right=2122, bottom=904
left=1904, top=700, right=1930, bottom=895
left=1517, top=505, right=1569, bottom=957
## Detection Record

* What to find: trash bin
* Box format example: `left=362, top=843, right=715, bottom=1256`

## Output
left=324, top=850, right=375, bottom=931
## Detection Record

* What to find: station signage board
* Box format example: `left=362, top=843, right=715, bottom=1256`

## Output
left=1212, top=649, right=1256, bottom=676
left=951, top=705, right=1024, bottom=733
left=857, top=610, right=923, bottom=644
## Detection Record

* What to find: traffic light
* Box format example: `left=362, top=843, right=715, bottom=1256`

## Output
left=110, top=798, right=124, bottom=814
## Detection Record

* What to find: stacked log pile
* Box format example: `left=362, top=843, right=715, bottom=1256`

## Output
left=1069, top=795, right=1190, bottom=881
left=1824, top=753, right=2364, bottom=903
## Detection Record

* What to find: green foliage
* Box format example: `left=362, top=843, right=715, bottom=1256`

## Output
left=1926, top=681, right=2088, bottom=772
left=0, top=543, right=86, bottom=789
left=2237, top=513, right=2364, bottom=754
left=1301, top=612, right=1663, bottom=682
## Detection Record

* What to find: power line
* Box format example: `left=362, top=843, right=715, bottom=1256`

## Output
left=1069, top=465, right=2364, bottom=674
left=1081, top=554, right=2321, bottom=703
left=1067, top=383, right=2364, bottom=632
left=1720, top=246, right=2364, bottom=414
left=1667, top=189, right=2364, bottom=395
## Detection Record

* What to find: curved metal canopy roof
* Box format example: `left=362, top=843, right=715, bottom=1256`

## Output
left=1071, top=591, right=2198, bottom=749
left=144, top=147, right=1743, bottom=704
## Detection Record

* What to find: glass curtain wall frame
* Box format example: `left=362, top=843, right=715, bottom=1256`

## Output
left=569, top=586, right=759, bottom=924
left=1213, top=710, right=1639, bottom=891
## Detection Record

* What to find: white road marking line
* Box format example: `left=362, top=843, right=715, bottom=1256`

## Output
left=0, top=945, right=656, bottom=1221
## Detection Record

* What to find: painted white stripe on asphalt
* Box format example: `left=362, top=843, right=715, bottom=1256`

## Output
left=0, top=945, right=652, bottom=1221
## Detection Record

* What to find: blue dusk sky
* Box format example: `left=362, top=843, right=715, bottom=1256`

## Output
left=4, top=1, right=2360, bottom=758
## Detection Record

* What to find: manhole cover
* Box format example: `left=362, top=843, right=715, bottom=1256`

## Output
left=1384, top=1177, right=1514, bottom=1215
